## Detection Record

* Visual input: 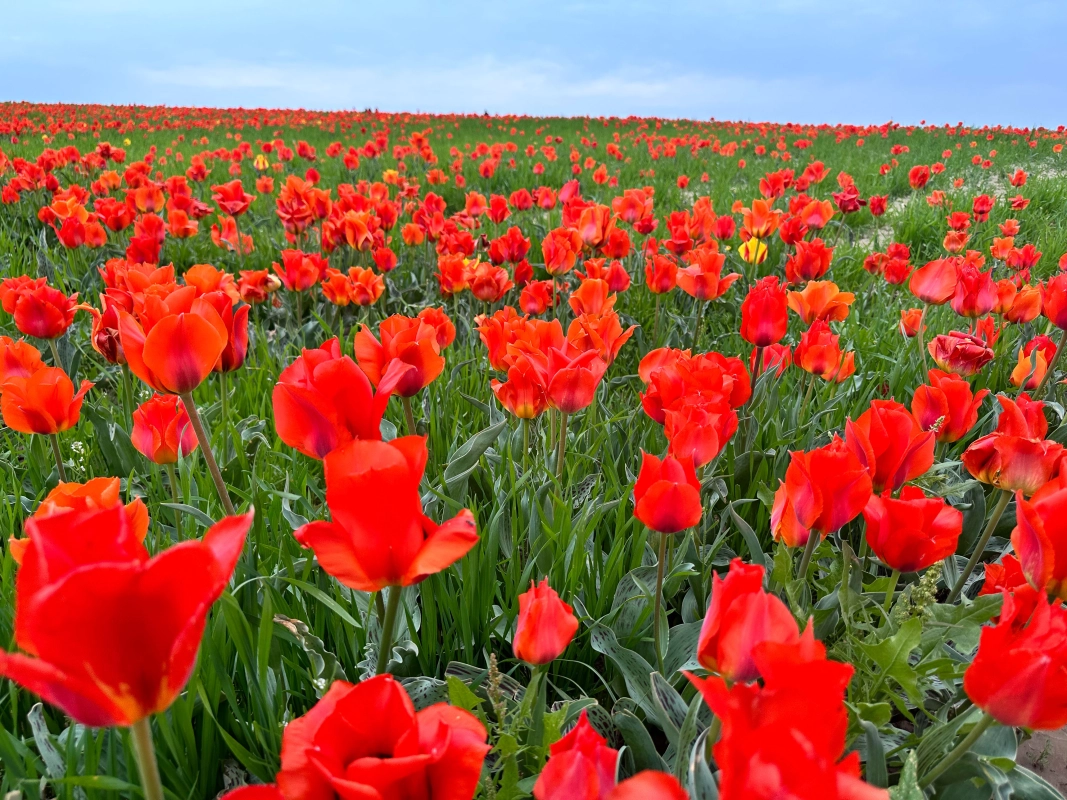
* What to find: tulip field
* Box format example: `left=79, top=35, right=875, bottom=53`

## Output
left=3, top=103, right=1067, bottom=800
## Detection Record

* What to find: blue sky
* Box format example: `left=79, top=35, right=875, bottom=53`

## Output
left=1, top=0, right=1064, bottom=126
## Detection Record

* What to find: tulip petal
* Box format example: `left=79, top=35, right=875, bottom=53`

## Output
left=402, top=510, right=479, bottom=585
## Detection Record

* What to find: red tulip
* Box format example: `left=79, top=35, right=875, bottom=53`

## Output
left=542, top=227, right=583, bottom=276
left=513, top=578, right=580, bottom=665
left=928, top=331, right=994, bottom=377
left=211, top=179, right=255, bottom=217
left=355, top=315, right=446, bottom=398
left=533, top=346, right=607, bottom=414
left=1011, top=473, right=1067, bottom=599
left=199, top=291, right=250, bottom=373
left=272, top=249, right=325, bottom=292
left=964, top=591, right=1067, bottom=730
left=131, top=394, right=198, bottom=464
left=950, top=263, right=998, bottom=318
left=294, top=437, right=478, bottom=591
left=908, top=258, right=958, bottom=305
left=633, top=451, right=703, bottom=533
left=784, top=237, right=834, bottom=283
left=0, top=336, right=45, bottom=384
left=0, top=366, right=92, bottom=435
left=273, top=338, right=411, bottom=459
left=794, top=320, right=848, bottom=381
left=846, top=399, right=935, bottom=493
left=644, top=254, right=679, bottom=294
left=911, top=368, right=988, bottom=443
left=0, top=506, right=252, bottom=726
left=0, top=277, right=81, bottom=340
left=606, top=772, right=688, bottom=800
left=740, top=276, right=788, bottom=347
left=533, top=710, right=619, bottom=800
left=1043, top=274, right=1067, bottom=329
left=962, top=394, right=1064, bottom=495
left=416, top=307, right=456, bottom=350
left=771, top=436, right=873, bottom=547
left=492, top=359, right=549, bottom=419
left=677, top=249, right=739, bottom=301
left=787, top=280, right=854, bottom=326
left=263, top=674, right=489, bottom=800
left=469, top=261, right=514, bottom=303
left=697, top=558, right=802, bottom=683
left=863, top=487, right=962, bottom=573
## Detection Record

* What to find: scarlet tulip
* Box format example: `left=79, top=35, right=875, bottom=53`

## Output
left=663, top=397, right=738, bottom=467
left=677, top=249, right=739, bottom=301
left=909, top=259, right=958, bottom=305
left=0, top=506, right=252, bottom=725
left=533, top=711, right=619, bottom=800
left=784, top=238, right=833, bottom=283
left=513, top=578, right=580, bottom=665
left=863, top=487, right=962, bottom=573
left=273, top=338, right=409, bottom=459
left=697, top=558, right=802, bottom=683
left=633, top=451, right=702, bottom=533
left=0, top=336, right=44, bottom=384
left=355, top=315, right=446, bottom=398
left=293, top=437, right=478, bottom=591
left=951, top=263, right=998, bottom=318
left=846, top=399, right=935, bottom=493
left=542, top=227, right=583, bottom=276
left=928, top=331, right=994, bottom=377
left=347, top=266, right=385, bottom=306
left=740, top=276, right=788, bottom=347
left=416, top=306, right=456, bottom=350
left=0, top=366, right=92, bottom=435
left=911, top=369, right=988, bottom=443
left=899, top=308, right=925, bottom=337
left=131, top=394, right=198, bottom=464
left=211, top=179, right=255, bottom=216
left=964, top=591, right=1067, bottom=730
left=1043, top=274, right=1067, bottom=330
left=272, top=249, right=325, bottom=292
left=0, top=277, right=81, bottom=340
left=771, top=436, right=873, bottom=546
left=237, top=269, right=282, bottom=304
left=198, top=291, right=249, bottom=373
left=1011, top=473, right=1067, bottom=599
left=962, top=395, right=1064, bottom=495
left=794, top=320, right=848, bottom=381
left=644, top=254, right=678, bottom=294
left=492, top=360, right=549, bottom=419
left=606, top=773, right=688, bottom=800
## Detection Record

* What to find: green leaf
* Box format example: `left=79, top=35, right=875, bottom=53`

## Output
left=860, top=720, right=888, bottom=788
left=274, top=614, right=347, bottom=696
left=446, top=675, right=484, bottom=713
left=687, top=727, right=720, bottom=800
left=589, top=624, right=657, bottom=718
left=650, top=671, right=688, bottom=741
left=922, top=595, right=1002, bottom=654
left=443, top=419, right=507, bottom=498
left=613, top=709, right=667, bottom=773
left=728, top=500, right=766, bottom=568
left=860, top=617, right=923, bottom=701
left=663, top=621, right=702, bottom=676
left=890, top=751, right=923, bottom=800
left=1005, top=765, right=1067, bottom=800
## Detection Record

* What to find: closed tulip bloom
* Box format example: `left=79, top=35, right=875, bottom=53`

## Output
left=1, top=366, right=92, bottom=435
left=950, top=263, right=998, bottom=318
left=355, top=315, right=446, bottom=398
left=0, top=506, right=252, bottom=726
left=697, top=558, right=802, bottom=683
left=542, top=227, right=583, bottom=276
left=198, top=291, right=250, bottom=373
left=118, top=294, right=228, bottom=394
left=846, top=400, right=935, bottom=493
left=928, top=331, right=994, bottom=377
left=787, top=280, right=854, bottom=325
left=1011, top=344, right=1050, bottom=390
left=1044, top=274, right=1067, bottom=329
left=740, top=276, right=788, bottom=347
left=771, top=436, right=873, bottom=547
left=794, top=320, right=846, bottom=381
left=415, top=307, right=456, bottom=350
left=569, top=279, right=612, bottom=315
left=899, top=308, right=925, bottom=337
left=492, top=360, right=548, bottom=419
left=131, top=394, right=198, bottom=464
left=1011, top=473, right=1067, bottom=599
left=211, top=179, right=255, bottom=216
left=909, top=258, right=959, bottom=305
left=0, top=336, right=45, bottom=385
left=911, top=369, right=988, bottom=443
left=273, top=338, right=410, bottom=460
left=533, top=711, right=619, bottom=800
left=964, top=591, right=1067, bottom=730
left=633, top=451, right=702, bottom=533
left=9, top=477, right=150, bottom=565
left=751, top=342, right=792, bottom=377
left=664, top=398, right=738, bottom=468
left=863, top=487, right=962, bottom=573
left=469, top=261, right=514, bottom=303
left=606, top=772, right=688, bottom=800
left=521, top=280, right=556, bottom=315
left=320, top=268, right=351, bottom=306
left=539, top=346, right=608, bottom=414
left=294, top=437, right=478, bottom=591
left=644, top=254, right=679, bottom=294
left=1, top=277, right=81, bottom=340
left=784, top=238, right=834, bottom=283
left=262, top=675, right=489, bottom=800
left=513, top=578, right=580, bottom=665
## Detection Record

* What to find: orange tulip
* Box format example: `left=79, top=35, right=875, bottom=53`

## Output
left=355, top=315, right=445, bottom=398
left=0, top=366, right=92, bottom=435
left=787, top=281, right=854, bottom=325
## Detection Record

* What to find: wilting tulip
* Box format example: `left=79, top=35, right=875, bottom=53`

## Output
left=964, top=591, right=1067, bottom=729
left=533, top=711, right=619, bottom=800
left=355, top=315, right=445, bottom=399
left=846, top=400, right=935, bottom=493
left=234, top=675, right=489, bottom=800
left=928, top=331, right=994, bottom=377
left=0, top=366, right=92, bottom=435
left=294, top=437, right=477, bottom=592
left=273, top=338, right=409, bottom=459
left=0, top=277, right=81, bottom=340
left=0, top=506, right=252, bottom=726
left=740, top=276, right=788, bottom=347
left=771, top=436, right=873, bottom=547
left=962, top=394, right=1063, bottom=495
left=131, top=394, right=197, bottom=464
left=787, top=281, right=854, bottom=325
left=633, top=451, right=702, bottom=533
left=863, top=487, right=962, bottom=573
left=911, top=368, right=988, bottom=443
left=697, top=558, right=802, bottom=683
left=8, top=477, right=150, bottom=564
left=513, top=578, right=580, bottom=665
left=1011, top=473, right=1067, bottom=599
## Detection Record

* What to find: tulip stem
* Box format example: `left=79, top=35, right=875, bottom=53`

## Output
left=947, top=489, right=1011, bottom=603
left=166, top=462, right=183, bottom=540
left=48, top=434, right=67, bottom=482
left=555, top=413, right=568, bottom=479
left=121, top=365, right=136, bottom=427
left=653, top=295, right=662, bottom=345
left=523, top=418, right=531, bottom=475
left=916, top=303, right=930, bottom=376
left=653, top=531, right=668, bottom=676
left=796, top=532, right=820, bottom=582
left=883, top=569, right=900, bottom=612
left=918, top=712, right=996, bottom=788
left=179, top=392, right=236, bottom=517
left=1034, top=326, right=1067, bottom=400
left=47, top=338, right=62, bottom=371
left=130, top=718, right=165, bottom=800
left=402, top=396, right=417, bottom=436
left=219, top=372, right=230, bottom=436
left=798, top=372, right=815, bottom=426
left=691, top=300, right=705, bottom=350
left=375, top=585, right=402, bottom=676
